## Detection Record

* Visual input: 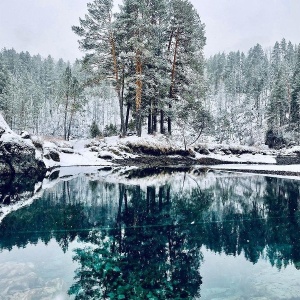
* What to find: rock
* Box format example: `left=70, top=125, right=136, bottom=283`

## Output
left=0, top=262, right=66, bottom=300
left=60, top=147, right=74, bottom=154
left=30, top=135, right=43, bottom=150
left=200, top=148, right=210, bottom=155
left=89, top=146, right=99, bottom=152
left=0, top=113, right=46, bottom=178
left=229, top=148, right=241, bottom=155
left=0, top=160, right=12, bottom=175
left=0, top=139, right=45, bottom=176
left=20, top=131, right=30, bottom=139
left=98, top=151, right=113, bottom=160
left=44, top=149, right=60, bottom=162
left=194, top=146, right=210, bottom=155
left=53, top=140, right=73, bottom=149
left=0, top=138, right=46, bottom=178
left=85, top=140, right=101, bottom=148
left=288, top=141, right=297, bottom=147
left=127, top=131, right=136, bottom=136
left=222, top=149, right=232, bottom=155
left=0, top=127, right=5, bottom=138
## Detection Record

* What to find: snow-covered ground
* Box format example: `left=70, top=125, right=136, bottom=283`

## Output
left=39, top=134, right=300, bottom=178
left=42, top=139, right=112, bottom=169
left=212, top=164, right=300, bottom=172
left=2, top=112, right=298, bottom=178
left=211, top=164, right=300, bottom=180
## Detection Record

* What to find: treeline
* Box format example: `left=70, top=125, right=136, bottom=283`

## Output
left=1, top=1, right=300, bottom=147
left=206, top=39, right=300, bottom=147
left=0, top=0, right=209, bottom=141
left=0, top=49, right=120, bottom=138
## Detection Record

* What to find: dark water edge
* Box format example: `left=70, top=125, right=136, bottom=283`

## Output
left=0, top=168, right=300, bottom=299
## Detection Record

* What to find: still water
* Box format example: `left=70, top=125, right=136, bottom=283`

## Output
left=0, top=167, right=300, bottom=299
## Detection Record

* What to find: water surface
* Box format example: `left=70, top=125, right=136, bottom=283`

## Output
left=0, top=168, right=300, bottom=299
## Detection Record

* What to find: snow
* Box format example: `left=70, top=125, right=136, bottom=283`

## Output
left=38, top=135, right=300, bottom=181
left=210, top=164, right=300, bottom=180
left=0, top=113, right=11, bottom=132
left=279, top=146, right=300, bottom=155
left=43, top=139, right=113, bottom=169
left=195, top=152, right=277, bottom=164
left=211, top=163, right=300, bottom=172
left=1, top=112, right=299, bottom=180
left=0, top=113, right=35, bottom=148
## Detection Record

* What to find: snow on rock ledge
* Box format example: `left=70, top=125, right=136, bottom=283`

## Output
left=0, top=113, right=46, bottom=177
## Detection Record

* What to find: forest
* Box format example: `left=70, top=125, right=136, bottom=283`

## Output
left=0, top=0, right=300, bottom=148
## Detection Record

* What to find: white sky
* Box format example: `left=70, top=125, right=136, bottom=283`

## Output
left=0, top=0, right=299, bottom=61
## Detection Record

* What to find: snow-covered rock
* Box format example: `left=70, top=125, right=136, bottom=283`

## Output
left=20, top=131, right=31, bottom=139
left=0, top=113, right=46, bottom=177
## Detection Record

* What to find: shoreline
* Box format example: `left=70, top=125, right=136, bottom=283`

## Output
left=45, top=155, right=300, bottom=179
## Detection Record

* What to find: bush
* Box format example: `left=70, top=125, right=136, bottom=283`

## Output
left=90, top=121, right=101, bottom=138
left=265, top=129, right=285, bottom=149
left=127, top=119, right=136, bottom=132
left=104, top=124, right=118, bottom=137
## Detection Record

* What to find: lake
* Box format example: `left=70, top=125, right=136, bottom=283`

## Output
left=0, top=167, right=300, bottom=300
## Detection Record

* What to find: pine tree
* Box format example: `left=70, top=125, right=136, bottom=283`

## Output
left=166, top=0, right=206, bottom=134
left=291, top=45, right=300, bottom=136
left=72, top=0, right=126, bottom=136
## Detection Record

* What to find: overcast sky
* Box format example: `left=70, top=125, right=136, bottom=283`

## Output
left=0, top=0, right=299, bottom=62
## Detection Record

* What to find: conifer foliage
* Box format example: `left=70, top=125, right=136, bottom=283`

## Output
left=206, top=40, right=300, bottom=146
left=73, top=0, right=207, bottom=137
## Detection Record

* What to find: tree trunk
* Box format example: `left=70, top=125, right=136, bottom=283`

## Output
left=63, top=95, right=69, bottom=140
left=160, top=109, right=165, bottom=134
left=288, top=82, right=292, bottom=128
left=148, top=110, right=152, bottom=134
left=148, top=99, right=153, bottom=134
left=168, top=103, right=172, bottom=134
left=125, top=103, right=131, bottom=132
left=110, top=33, right=125, bottom=136
left=136, top=113, right=142, bottom=137
left=168, top=29, right=180, bottom=135
left=153, top=107, right=157, bottom=133
left=135, top=50, right=143, bottom=137
left=67, top=102, right=75, bottom=141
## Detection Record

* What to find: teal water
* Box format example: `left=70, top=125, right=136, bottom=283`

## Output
left=0, top=169, right=300, bottom=299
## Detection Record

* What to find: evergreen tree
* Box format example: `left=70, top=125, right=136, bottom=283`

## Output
left=291, top=45, right=300, bottom=134
left=0, top=58, right=9, bottom=114
left=73, top=0, right=206, bottom=137
left=72, top=0, right=126, bottom=136
left=166, top=0, right=206, bottom=134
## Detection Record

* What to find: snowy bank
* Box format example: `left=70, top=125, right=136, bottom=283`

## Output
left=36, top=134, right=300, bottom=178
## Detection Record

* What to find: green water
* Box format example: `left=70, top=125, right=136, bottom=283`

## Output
left=0, top=168, right=300, bottom=299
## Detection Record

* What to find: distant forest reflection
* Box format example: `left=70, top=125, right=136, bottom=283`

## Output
left=0, top=169, right=300, bottom=298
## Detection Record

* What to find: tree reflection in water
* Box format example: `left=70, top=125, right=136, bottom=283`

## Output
left=0, top=170, right=300, bottom=299
left=69, top=183, right=212, bottom=299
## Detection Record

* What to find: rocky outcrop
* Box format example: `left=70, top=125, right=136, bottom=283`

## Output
left=0, top=113, right=46, bottom=178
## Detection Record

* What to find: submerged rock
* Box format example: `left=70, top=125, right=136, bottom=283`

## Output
left=0, top=262, right=66, bottom=299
